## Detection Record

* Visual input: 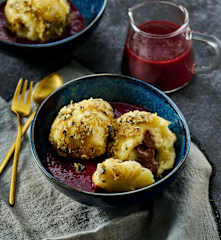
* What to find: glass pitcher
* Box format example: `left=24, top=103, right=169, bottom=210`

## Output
left=122, top=0, right=221, bottom=93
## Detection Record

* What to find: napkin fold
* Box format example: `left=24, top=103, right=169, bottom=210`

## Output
left=0, top=60, right=219, bottom=240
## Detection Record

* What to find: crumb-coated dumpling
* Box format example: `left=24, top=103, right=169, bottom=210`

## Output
left=49, top=98, right=114, bottom=160
left=92, top=158, right=154, bottom=192
left=109, top=111, right=177, bottom=176
left=5, top=0, right=70, bottom=42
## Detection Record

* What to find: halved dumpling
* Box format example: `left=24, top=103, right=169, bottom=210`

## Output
left=92, top=158, right=154, bottom=192
left=108, top=111, right=177, bottom=176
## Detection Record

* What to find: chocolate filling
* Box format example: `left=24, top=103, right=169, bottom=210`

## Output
left=136, top=131, right=158, bottom=174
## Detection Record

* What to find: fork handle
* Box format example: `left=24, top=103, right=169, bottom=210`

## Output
left=0, top=110, right=36, bottom=175
left=9, top=113, right=23, bottom=206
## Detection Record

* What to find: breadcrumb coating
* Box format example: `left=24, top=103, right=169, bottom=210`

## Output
left=49, top=98, right=114, bottom=160
left=5, top=0, right=70, bottom=42
left=108, top=111, right=177, bottom=176
left=92, top=158, right=155, bottom=192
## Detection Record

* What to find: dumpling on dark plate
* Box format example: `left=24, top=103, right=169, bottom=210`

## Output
left=49, top=98, right=114, bottom=160
left=108, top=111, right=177, bottom=176
left=5, top=0, right=70, bottom=42
left=92, top=158, right=155, bottom=192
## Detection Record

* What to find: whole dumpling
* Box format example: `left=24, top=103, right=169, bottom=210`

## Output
left=49, top=98, right=114, bottom=160
left=5, top=0, right=70, bottom=42
left=92, top=158, right=155, bottom=192
left=108, top=111, right=177, bottom=176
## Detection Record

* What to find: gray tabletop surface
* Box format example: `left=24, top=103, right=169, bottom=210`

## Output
left=0, top=0, right=220, bottom=224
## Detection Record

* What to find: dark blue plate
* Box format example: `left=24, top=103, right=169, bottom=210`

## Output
left=30, top=74, right=191, bottom=207
left=0, top=0, right=107, bottom=48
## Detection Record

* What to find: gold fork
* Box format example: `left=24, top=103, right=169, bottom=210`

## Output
left=9, top=78, right=33, bottom=206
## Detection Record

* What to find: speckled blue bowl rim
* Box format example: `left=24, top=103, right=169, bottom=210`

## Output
left=30, top=73, right=191, bottom=197
left=0, top=0, right=107, bottom=48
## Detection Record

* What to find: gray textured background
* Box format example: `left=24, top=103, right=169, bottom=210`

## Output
left=0, top=0, right=220, bottom=219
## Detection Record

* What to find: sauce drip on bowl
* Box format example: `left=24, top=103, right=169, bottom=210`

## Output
left=0, top=1, right=86, bottom=44
left=45, top=102, right=148, bottom=192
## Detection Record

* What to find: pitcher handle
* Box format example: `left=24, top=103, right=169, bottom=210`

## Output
left=192, top=31, right=221, bottom=73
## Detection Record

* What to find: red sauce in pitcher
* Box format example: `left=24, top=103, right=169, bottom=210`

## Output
left=45, top=102, right=148, bottom=192
left=122, top=20, right=195, bottom=92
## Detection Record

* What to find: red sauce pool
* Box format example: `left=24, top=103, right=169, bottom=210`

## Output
left=122, top=20, right=195, bottom=92
left=0, top=2, right=86, bottom=44
left=46, top=102, right=148, bottom=192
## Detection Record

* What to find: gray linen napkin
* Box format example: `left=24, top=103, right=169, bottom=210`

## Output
left=0, top=60, right=219, bottom=240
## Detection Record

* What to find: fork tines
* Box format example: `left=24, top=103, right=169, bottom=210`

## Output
left=12, top=78, right=33, bottom=103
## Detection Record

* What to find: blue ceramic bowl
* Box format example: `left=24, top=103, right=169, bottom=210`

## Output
left=0, top=0, right=106, bottom=48
left=30, top=74, right=191, bottom=207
